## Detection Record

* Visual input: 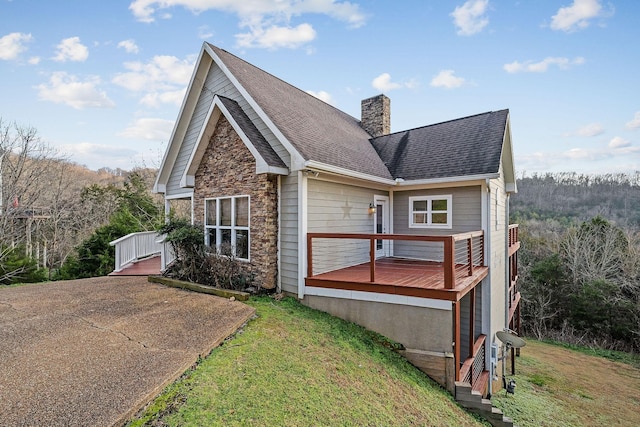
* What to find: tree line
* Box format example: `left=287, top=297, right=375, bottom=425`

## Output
left=0, top=119, right=163, bottom=284
left=512, top=173, right=640, bottom=352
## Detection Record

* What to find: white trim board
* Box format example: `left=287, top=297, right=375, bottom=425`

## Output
left=305, top=287, right=452, bottom=311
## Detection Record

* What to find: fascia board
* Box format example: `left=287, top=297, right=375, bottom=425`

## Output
left=204, top=43, right=306, bottom=170
left=395, top=173, right=499, bottom=188
left=501, top=115, right=518, bottom=193
left=303, top=160, right=396, bottom=186
left=154, top=45, right=212, bottom=193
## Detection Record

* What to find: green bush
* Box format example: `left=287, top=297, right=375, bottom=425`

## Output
left=159, top=219, right=254, bottom=291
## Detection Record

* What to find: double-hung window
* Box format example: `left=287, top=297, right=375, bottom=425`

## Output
left=409, top=195, right=452, bottom=229
left=204, top=196, right=250, bottom=260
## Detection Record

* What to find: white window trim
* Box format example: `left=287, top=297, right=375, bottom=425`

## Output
left=408, top=195, right=452, bottom=229
left=204, top=195, right=250, bottom=261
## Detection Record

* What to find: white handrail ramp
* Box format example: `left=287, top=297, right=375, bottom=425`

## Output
left=109, top=231, right=163, bottom=272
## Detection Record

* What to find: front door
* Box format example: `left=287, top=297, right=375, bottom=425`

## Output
left=374, top=195, right=390, bottom=258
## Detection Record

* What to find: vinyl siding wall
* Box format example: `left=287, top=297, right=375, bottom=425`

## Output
left=280, top=173, right=299, bottom=294
left=307, top=179, right=388, bottom=275
left=166, top=62, right=290, bottom=197
left=392, top=186, right=482, bottom=261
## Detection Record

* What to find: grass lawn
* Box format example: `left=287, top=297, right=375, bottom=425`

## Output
left=129, top=296, right=487, bottom=426
left=492, top=340, right=640, bottom=426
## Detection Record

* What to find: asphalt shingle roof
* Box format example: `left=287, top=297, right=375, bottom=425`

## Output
left=209, top=43, right=508, bottom=182
left=370, top=110, right=508, bottom=181
left=218, top=96, right=287, bottom=169
left=210, top=44, right=393, bottom=180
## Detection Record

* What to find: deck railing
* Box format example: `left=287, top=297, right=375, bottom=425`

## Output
left=307, top=231, right=484, bottom=290
left=459, top=334, right=486, bottom=385
left=109, top=231, right=163, bottom=272
left=507, top=224, right=520, bottom=322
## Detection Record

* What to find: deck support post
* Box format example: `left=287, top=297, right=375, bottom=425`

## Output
left=469, top=287, right=475, bottom=359
left=307, top=234, right=313, bottom=278
left=454, top=300, right=461, bottom=382
left=444, top=236, right=455, bottom=289
left=369, top=237, right=376, bottom=282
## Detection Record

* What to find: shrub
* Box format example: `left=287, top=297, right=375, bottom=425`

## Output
left=159, top=219, right=254, bottom=291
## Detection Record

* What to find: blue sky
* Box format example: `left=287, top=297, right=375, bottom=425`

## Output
left=0, top=0, right=638, bottom=174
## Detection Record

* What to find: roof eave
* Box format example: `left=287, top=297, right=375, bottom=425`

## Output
left=303, top=160, right=395, bottom=185
left=396, top=172, right=501, bottom=188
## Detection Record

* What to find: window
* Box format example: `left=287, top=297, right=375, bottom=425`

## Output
left=205, top=196, right=250, bottom=260
left=409, top=195, right=452, bottom=229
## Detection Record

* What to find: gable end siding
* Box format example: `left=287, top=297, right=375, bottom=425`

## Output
left=166, top=63, right=290, bottom=196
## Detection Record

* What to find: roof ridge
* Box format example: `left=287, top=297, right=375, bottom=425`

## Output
left=373, top=109, right=509, bottom=139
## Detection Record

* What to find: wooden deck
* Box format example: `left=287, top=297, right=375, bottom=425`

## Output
left=108, top=255, right=161, bottom=276
left=305, top=257, right=488, bottom=301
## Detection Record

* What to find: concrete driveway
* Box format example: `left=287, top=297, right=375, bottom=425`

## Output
left=0, top=277, right=256, bottom=426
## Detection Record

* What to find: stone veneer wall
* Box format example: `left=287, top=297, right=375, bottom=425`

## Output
left=193, top=115, right=279, bottom=289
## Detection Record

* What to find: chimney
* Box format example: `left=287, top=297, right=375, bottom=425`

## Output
left=361, top=94, right=390, bottom=138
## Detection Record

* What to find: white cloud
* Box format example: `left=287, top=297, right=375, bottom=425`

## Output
left=119, top=118, right=174, bottom=141
left=236, top=23, right=316, bottom=49
left=0, top=32, right=33, bottom=60
left=430, top=70, right=466, bottom=89
left=28, top=56, right=40, bottom=65
left=113, top=55, right=193, bottom=107
left=129, top=0, right=366, bottom=50
left=57, top=142, right=140, bottom=170
left=626, top=111, right=640, bottom=129
left=36, top=72, right=115, bottom=109
left=563, top=122, right=604, bottom=137
left=129, top=0, right=366, bottom=26
left=451, top=0, right=489, bottom=36
left=198, top=25, right=214, bottom=39
left=118, top=39, right=140, bottom=54
left=608, top=136, right=630, bottom=149
left=550, top=0, right=609, bottom=32
left=140, top=89, right=186, bottom=107
left=53, top=37, right=89, bottom=62
left=371, top=73, right=417, bottom=92
left=306, top=90, right=333, bottom=104
left=504, top=56, right=585, bottom=73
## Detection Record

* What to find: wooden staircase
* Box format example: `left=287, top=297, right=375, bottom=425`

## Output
left=455, top=381, right=515, bottom=427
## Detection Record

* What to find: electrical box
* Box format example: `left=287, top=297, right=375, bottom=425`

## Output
left=490, top=343, right=499, bottom=380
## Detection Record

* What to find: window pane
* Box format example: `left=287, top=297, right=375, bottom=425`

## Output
left=236, top=229, right=249, bottom=259
left=413, top=200, right=427, bottom=211
left=220, top=198, right=232, bottom=226
left=432, top=213, right=448, bottom=224
left=205, top=200, right=216, bottom=225
left=432, top=199, right=448, bottom=211
left=220, top=229, right=232, bottom=255
left=206, top=228, right=216, bottom=247
left=413, top=213, right=427, bottom=224
left=235, top=197, right=249, bottom=227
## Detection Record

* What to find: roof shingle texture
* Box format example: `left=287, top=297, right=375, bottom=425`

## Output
left=218, top=96, right=287, bottom=169
left=209, top=44, right=393, bottom=180
left=370, top=110, right=508, bottom=180
left=209, top=44, right=508, bottom=182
